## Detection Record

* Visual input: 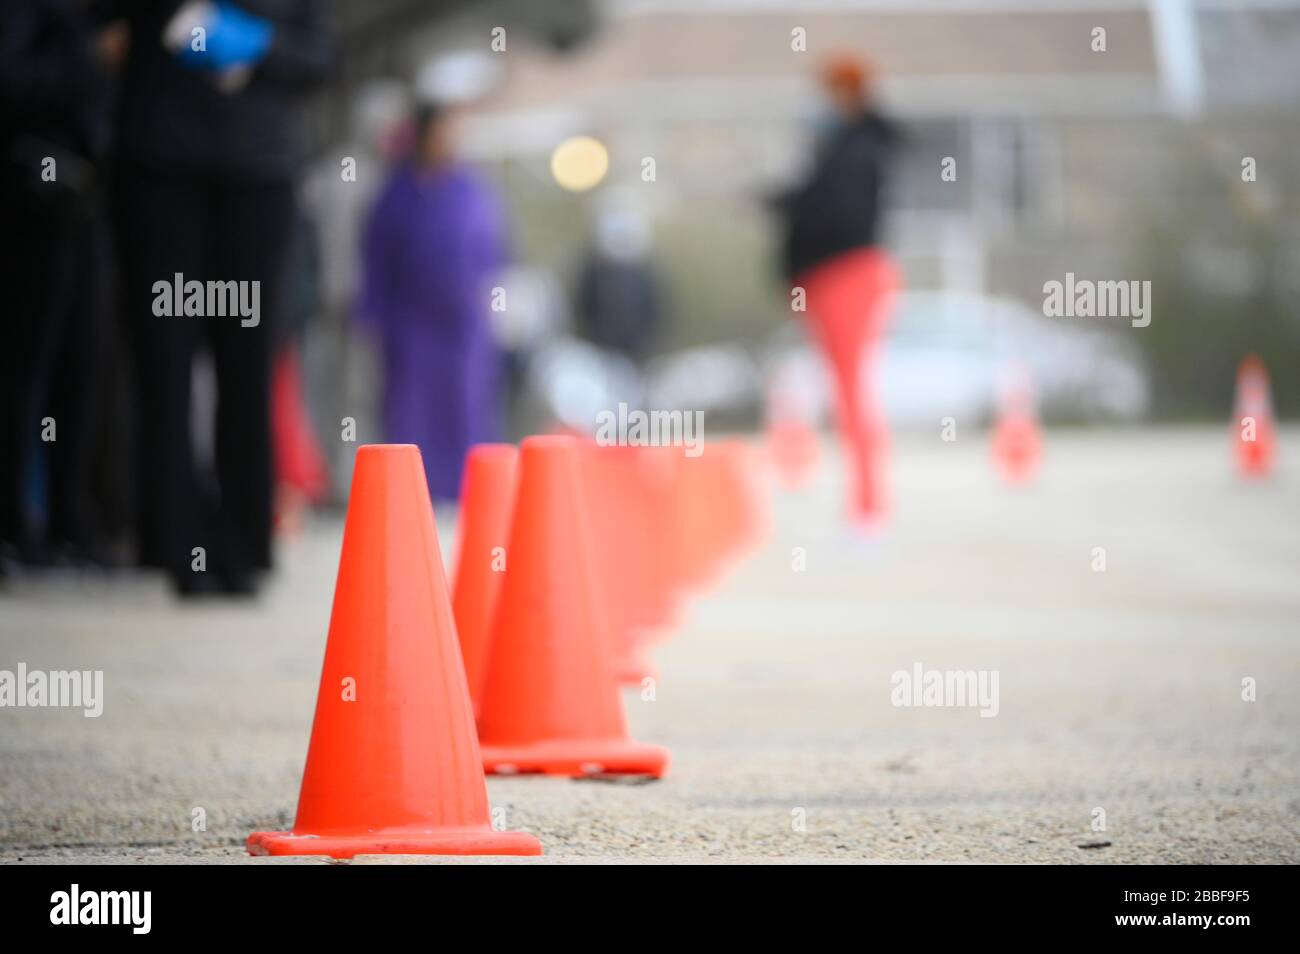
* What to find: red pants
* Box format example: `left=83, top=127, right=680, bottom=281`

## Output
left=272, top=346, right=329, bottom=502
left=799, top=248, right=899, bottom=522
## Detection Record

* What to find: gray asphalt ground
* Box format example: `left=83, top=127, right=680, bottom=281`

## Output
left=2, top=427, right=1298, bottom=864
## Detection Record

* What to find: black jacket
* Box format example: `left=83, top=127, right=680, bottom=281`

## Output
left=576, top=255, right=663, bottom=361
left=0, top=0, right=114, bottom=177
left=112, top=0, right=330, bottom=180
left=778, top=110, right=898, bottom=282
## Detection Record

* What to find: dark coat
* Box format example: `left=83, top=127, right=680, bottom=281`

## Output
left=778, top=110, right=898, bottom=282
left=111, top=0, right=330, bottom=180
left=576, top=255, right=663, bottom=361
left=0, top=0, right=114, bottom=182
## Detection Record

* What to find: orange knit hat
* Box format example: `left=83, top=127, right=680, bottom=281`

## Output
left=820, top=52, right=873, bottom=101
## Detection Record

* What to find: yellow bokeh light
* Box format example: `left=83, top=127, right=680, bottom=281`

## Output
left=550, top=136, right=609, bottom=192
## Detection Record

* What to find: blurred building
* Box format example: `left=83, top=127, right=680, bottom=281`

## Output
left=303, top=0, right=1300, bottom=466
left=459, top=0, right=1300, bottom=418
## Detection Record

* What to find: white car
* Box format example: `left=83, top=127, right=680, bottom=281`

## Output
left=526, top=291, right=1149, bottom=431
left=767, top=290, right=1150, bottom=427
left=880, top=291, right=1150, bottom=425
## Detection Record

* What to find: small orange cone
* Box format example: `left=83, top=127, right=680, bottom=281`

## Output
left=767, top=416, right=821, bottom=490
left=992, top=368, right=1042, bottom=485
left=478, top=435, right=670, bottom=777
left=1233, top=355, right=1277, bottom=479
left=765, top=387, right=821, bottom=490
left=451, top=443, right=519, bottom=715
left=248, top=444, right=541, bottom=857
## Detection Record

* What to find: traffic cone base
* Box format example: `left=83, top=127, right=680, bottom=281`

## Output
left=615, top=646, right=659, bottom=687
left=247, top=826, right=541, bottom=859
left=1238, top=435, right=1275, bottom=478
left=1233, top=355, right=1276, bottom=479
left=483, top=738, right=670, bottom=778
left=993, top=416, right=1042, bottom=484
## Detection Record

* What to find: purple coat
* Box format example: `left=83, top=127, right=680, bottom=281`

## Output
left=359, top=162, right=508, bottom=501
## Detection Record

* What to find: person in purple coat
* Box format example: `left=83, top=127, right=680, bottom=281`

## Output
left=358, top=102, right=508, bottom=502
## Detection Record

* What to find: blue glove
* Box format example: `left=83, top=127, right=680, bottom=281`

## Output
left=178, top=3, right=274, bottom=71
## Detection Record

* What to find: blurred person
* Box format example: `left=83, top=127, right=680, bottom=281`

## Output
left=575, top=198, right=665, bottom=366
left=0, top=0, right=125, bottom=569
left=773, top=53, right=900, bottom=537
left=271, top=208, right=329, bottom=533
left=111, top=1, right=329, bottom=595
left=357, top=102, right=509, bottom=503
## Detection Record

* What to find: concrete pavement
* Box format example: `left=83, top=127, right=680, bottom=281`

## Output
left=2, top=427, right=1297, bottom=863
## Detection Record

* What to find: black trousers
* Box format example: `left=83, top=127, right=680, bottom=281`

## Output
left=115, top=168, right=294, bottom=580
left=0, top=181, right=105, bottom=555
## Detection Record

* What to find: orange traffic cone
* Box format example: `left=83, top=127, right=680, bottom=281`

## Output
left=765, top=386, right=821, bottom=491
left=478, top=435, right=670, bottom=777
left=767, top=415, right=821, bottom=490
left=666, top=452, right=720, bottom=591
left=670, top=440, right=768, bottom=591
left=992, top=368, right=1042, bottom=485
left=451, top=443, right=519, bottom=715
left=711, top=439, right=769, bottom=562
left=580, top=443, right=664, bottom=687
left=1233, top=354, right=1277, bottom=479
left=248, top=444, right=541, bottom=857
left=633, top=445, right=684, bottom=628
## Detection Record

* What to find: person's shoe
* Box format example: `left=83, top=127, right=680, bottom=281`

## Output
left=171, top=569, right=224, bottom=598
left=842, top=512, right=888, bottom=559
left=170, top=564, right=262, bottom=599
left=217, top=566, right=260, bottom=598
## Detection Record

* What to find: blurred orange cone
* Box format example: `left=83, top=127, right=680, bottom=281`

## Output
left=671, top=440, right=768, bottom=589
left=451, top=443, right=519, bottom=715
left=767, top=416, right=821, bottom=490
left=765, top=387, right=821, bottom=490
left=634, top=445, right=684, bottom=628
left=581, top=443, right=664, bottom=686
left=247, top=444, right=541, bottom=857
left=667, top=452, right=719, bottom=591
left=712, top=439, right=769, bottom=561
left=478, top=435, right=670, bottom=777
left=1233, top=355, right=1276, bottom=479
left=992, top=368, right=1043, bottom=485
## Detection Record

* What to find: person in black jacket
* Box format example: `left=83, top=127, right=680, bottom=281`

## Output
left=774, top=53, right=902, bottom=536
left=0, top=0, right=123, bottom=569
left=111, top=1, right=330, bottom=595
left=575, top=201, right=664, bottom=366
